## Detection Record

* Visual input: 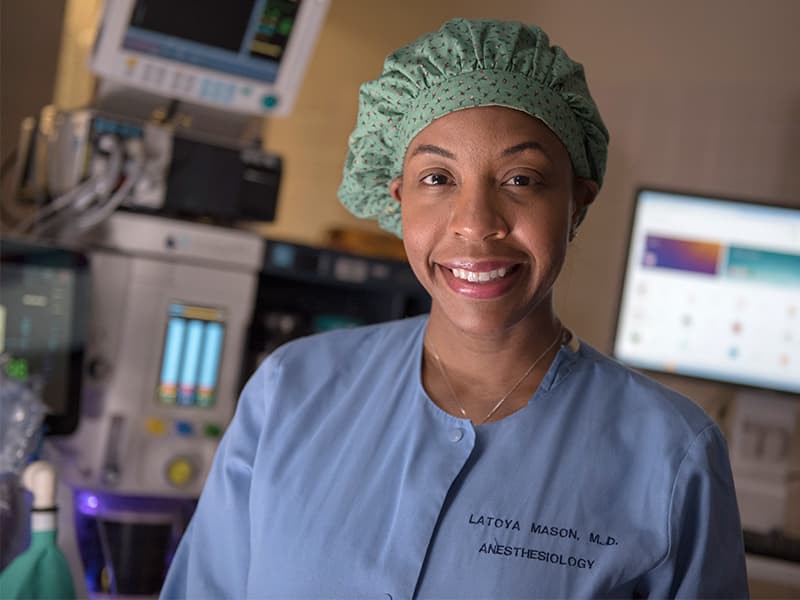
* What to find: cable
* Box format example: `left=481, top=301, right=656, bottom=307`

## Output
left=14, top=176, right=102, bottom=235
left=71, top=137, right=145, bottom=234
left=13, top=134, right=123, bottom=237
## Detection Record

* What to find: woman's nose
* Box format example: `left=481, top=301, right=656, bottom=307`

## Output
left=448, top=184, right=510, bottom=242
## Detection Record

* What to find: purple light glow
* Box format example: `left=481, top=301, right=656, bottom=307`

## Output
left=78, top=492, right=100, bottom=513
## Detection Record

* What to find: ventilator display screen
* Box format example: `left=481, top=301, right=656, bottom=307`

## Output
left=123, top=0, right=300, bottom=83
left=92, top=0, right=329, bottom=116
left=613, top=189, right=800, bottom=394
left=157, top=302, right=226, bottom=407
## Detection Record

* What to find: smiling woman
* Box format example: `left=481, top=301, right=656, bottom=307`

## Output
left=161, top=19, right=749, bottom=599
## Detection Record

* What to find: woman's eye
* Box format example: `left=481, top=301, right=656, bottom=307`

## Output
left=503, top=175, right=532, bottom=186
left=421, top=173, right=451, bottom=185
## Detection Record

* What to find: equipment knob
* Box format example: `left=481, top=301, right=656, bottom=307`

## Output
left=166, top=457, right=196, bottom=488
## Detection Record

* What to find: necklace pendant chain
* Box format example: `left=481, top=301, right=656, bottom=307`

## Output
left=426, top=326, right=565, bottom=425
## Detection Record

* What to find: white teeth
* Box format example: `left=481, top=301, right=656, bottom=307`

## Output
left=451, top=266, right=510, bottom=283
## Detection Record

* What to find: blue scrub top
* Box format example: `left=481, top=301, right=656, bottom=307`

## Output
left=161, top=315, right=748, bottom=599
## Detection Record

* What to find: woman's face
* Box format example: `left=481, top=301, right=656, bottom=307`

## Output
left=391, top=106, right=596, bottom=338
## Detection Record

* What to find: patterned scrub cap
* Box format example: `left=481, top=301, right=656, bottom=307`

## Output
left=338, top=18, right=610, bottom=238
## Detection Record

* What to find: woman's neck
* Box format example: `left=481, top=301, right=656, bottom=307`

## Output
left=422, top=306, right=565, bottom=424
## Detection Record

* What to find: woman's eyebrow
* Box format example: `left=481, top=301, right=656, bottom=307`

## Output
left=501, top=141, right=551, bottom=160
left=409, top=144, right=456, bottom=160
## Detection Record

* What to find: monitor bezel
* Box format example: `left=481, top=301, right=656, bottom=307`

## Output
left=610, top=185, right=800, bottom=396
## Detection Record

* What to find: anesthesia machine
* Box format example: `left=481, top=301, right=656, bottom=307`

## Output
left=2, top=217, right=263, bottom=595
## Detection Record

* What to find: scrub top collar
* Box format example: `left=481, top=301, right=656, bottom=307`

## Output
left=413, top=316, right=584, bottom=429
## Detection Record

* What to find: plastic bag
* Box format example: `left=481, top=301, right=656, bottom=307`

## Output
left=0, top=363, right=47, bottom=571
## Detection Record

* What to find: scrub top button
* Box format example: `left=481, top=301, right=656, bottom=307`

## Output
left=449, top=428, right=464, bottom=442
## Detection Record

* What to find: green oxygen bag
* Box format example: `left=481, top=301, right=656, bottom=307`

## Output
left=0, top=461, right=76, bottom=599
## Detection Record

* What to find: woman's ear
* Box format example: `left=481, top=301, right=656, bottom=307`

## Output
left=389, top=177, right=403, bottom=203
left=571, top=178, right=599, bottom=229
left=569, top=178, right=599, bottom=241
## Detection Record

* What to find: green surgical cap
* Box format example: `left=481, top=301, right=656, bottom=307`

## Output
left=338, top=18, right=610, bottom=238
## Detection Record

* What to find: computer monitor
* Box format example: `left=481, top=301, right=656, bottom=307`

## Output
left=91, top=0, right=330, bottom=116
left=612, top=188, right=800, bottom=395
left=0, top=239, right=90, bottom=434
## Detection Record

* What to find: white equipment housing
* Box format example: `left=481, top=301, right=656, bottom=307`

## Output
left=50, top=212, right=263, bottom=499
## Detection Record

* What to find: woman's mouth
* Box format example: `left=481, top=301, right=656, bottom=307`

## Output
left=438, top=263, right=522, bottom=298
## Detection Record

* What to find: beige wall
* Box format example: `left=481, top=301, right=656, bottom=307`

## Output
left=0, top=0, right=67, bottom=170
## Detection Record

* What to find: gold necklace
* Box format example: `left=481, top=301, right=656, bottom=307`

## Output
left=426, top=326, right=565, bottom=425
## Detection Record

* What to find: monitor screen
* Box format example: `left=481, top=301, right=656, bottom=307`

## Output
left=613, top=188, right=800, bottom=395
left=157, top=302, right=226, bottom=408
left=92, top=0, right=330, bottom=116
left=0, top=239, right=89, bottom=434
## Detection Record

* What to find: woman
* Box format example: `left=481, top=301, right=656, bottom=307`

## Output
left=161, top=19, right=748, bottom=599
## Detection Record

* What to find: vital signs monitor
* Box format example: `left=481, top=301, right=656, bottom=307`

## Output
left=91, top=0, right=330, bottom=116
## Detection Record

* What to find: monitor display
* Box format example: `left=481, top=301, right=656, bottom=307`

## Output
left=613, top=189, right=800, bottom=395
left=92, top=0, right=330, bottom=116
left=157, top=302, right=225, bottom=408
left=0, top=240, right=89, bottom=434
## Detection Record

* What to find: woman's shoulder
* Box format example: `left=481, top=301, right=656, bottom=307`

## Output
left=241, top=315, right=428, bottom=422
left=281, top=314, right=426, bottom=355
left=566, top=339, right=719, bottom=442
left=258, top=315, right=428, bottom=378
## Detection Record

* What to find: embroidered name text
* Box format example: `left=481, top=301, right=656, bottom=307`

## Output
left=478, top=542, right=595, bottom=570
left=469, top=513, right=521, bottom=531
